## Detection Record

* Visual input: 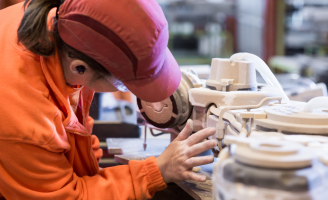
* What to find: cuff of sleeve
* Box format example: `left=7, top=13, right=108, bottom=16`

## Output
left=144, top=156, right=167, bottom=196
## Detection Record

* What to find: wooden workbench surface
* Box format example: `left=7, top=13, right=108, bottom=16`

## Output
left=107, top=138, right=213, bottom=200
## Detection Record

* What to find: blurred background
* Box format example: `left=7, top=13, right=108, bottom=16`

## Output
left=159, top=0, right=328, bottom=87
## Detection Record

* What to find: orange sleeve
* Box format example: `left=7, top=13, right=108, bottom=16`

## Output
left=0, top=140, right=166, bottom=200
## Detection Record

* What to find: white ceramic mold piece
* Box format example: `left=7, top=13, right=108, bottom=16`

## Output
left=213, top=135, right=328, bottom=200
left=228, top=136, right=315, bottom=169
left=189, top=86, right=282, bottom=108
left=230, top=52, right=289, bottom=101
left=304, top=96, right=328, bottom=112
left=255, top=99, right=328, bottom=135
left=206, top=58, right=257, bottom=92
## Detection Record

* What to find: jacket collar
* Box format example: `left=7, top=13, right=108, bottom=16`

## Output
left=40, top=53, right=93, bottom=135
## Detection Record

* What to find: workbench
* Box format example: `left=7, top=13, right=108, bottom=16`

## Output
left=107, top=138, right=214, bottom=200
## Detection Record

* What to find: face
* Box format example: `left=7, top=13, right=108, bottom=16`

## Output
left=60, top=52, right=118, bottom=93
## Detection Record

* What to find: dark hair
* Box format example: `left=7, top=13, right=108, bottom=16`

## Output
left=17, top=0, right=110, bottom=76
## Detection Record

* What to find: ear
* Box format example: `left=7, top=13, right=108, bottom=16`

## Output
left=69, top=60, right=90, bottom=75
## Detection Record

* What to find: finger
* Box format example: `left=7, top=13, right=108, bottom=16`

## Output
left=94, top=148, right=103, bottom=162
left=185, top=156, right=214, bottom=169
left=177, top=119, right=193, bottom=141
left=187, top=139, right=217, bottom=157
left=187, top=127, right=216, bottom=146
left=183, top=171, right=207, bottom=182
left=91, top=135, right=100, bottom=150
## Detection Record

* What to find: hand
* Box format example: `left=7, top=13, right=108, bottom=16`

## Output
left=91, top=135, right=103, bottom=162
left=156, top=119, right=217, bottom=183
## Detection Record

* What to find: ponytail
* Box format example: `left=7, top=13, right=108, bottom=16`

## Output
left=17, top=0, right=63, bottom=57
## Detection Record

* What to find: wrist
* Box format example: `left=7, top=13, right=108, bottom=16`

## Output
left=155, top=156, right=169, bottom=183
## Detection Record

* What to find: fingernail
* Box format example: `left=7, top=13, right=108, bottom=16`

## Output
left=210, top=140, right=217, bottom=147
left=208, top=156, right=214, bottom=162
left=188, top=119, right=193, bottom=130
left=202, top=177, right=206, bottom=181
left=210, top=140, right=217, bottom=146
left=210, top=128, right=216, bottom=132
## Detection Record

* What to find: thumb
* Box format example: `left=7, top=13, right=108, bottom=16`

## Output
left=177, top=119, right=193, bottom=141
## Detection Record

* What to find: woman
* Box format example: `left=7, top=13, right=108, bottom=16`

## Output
left=0, top=0, right=217, bottom=199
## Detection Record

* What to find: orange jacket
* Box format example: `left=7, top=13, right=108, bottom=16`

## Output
left=0, top=3, right=166, bottom=200
left=0, top=0, right=23, bottom=10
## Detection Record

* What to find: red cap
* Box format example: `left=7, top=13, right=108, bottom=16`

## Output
left=57, top=0, right=181, bottom=102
